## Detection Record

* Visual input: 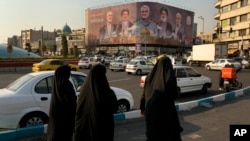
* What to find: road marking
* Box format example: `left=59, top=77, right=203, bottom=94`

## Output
left=109, top=78, right=132, bottom=83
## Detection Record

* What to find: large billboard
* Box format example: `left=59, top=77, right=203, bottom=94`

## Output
left=86, top=2, right=194, bottom=47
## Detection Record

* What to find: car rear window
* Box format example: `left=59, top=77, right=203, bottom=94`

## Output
left=6, top=74, right=34, bottom=91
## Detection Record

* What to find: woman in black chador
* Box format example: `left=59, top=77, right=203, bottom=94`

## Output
left=47, top=65, right=77, bottom=141
left=73, top=64, right=117, bottom=141
left=140, top=56, right=183, bottom=141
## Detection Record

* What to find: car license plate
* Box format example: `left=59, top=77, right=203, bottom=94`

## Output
left=224, top=80, right=229, bottom=84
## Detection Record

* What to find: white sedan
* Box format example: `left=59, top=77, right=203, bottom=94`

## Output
left=109, top=58, right=130, bottom=71
left=140, top=66, right=212, bottom=96
left=205, top=58, right=241, bottom=71
left=126, top=60, right=154, bottom=75
left=0, top=71, right=134, bottom=129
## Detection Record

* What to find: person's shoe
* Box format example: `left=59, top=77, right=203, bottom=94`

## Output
left=219, top=87, right=223, bottom=91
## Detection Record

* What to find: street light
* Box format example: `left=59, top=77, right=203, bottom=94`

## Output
left=198, top=16, right=204, bottom=44
left=140, top=28, right=150, bottom=56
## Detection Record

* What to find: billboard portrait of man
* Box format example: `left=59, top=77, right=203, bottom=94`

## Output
left=156, top=7, right=173, bottom=38
left=134, top=4, right=158, bottom=37
left=99, top=10, right=118, bottom=42
left=172, top=12, right=185, bottom=44
left=117, top=8, right=134, bottom=37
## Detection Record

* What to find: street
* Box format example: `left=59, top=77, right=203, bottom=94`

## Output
left=1, top=66, right=250, bottom=141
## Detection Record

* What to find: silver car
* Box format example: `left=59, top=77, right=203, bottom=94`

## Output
left=205, top=58, right=241, bottom=71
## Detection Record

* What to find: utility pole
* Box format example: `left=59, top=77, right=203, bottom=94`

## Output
left=198, top=16, right=204, bottom=44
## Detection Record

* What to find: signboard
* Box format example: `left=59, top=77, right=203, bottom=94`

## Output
left=86, top=1, right=194, bottom=47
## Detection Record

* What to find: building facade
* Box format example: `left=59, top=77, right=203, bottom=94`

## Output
left=85, top=1, right=196, bottom=56
left=213, top=0, right=250, bottom=57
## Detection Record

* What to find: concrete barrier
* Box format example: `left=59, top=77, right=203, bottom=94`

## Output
left=0, top=67, right=31, bottom=72
left=0, top=86, right=250, bottom=141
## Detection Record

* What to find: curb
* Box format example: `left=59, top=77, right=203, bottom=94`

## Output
left=1, top=86, right=250, bottom=141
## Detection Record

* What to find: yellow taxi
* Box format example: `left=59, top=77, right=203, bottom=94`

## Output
left=32, top=59, right=79, bottom=72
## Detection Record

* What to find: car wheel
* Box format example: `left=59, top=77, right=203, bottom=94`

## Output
left=136, top=69, right=142, bottom=75
left=117, top=100, right=130, bottom=113
left=202, top=84, right=208, bottom=94
left=206, top=65, right=211, bottom=70
left=19, top=112, right=48, bottom=128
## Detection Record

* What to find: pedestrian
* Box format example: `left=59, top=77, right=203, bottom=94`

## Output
left=73, top=64, right=117, bottom=141
left=47, top=65, right=77, bottom=141
left=140, top=56, right=183, bottom=141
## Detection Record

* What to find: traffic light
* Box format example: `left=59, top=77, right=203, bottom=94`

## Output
left=230, top=27, right=233, bottom=33
left=220, top=27, right=222, bottom=33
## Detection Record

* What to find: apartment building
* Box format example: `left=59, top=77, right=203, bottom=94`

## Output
left=21, top=28, right=56, bottom=52
left=213, top=0, right=250, bottom=57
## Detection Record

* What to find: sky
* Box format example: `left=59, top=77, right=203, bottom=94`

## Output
left=0, top=0, right=217, bottom=44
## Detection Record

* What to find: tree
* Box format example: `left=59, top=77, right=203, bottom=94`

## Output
left=53, top=45, right=57, bottom=56
left=25, top=43, right=32, bottom=52
left=42, top=45, right=47, bottom=56
left=61, top=34, right=68, bottom=58
left=7, top=44, right=13, bottom=58
left=73, top=45, right=79, bottom=58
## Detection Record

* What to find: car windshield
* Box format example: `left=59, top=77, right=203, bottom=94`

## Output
left=6, top=74, right=34, bottom=91
left=81, top=58, right=89, bottom=61
left=227, top=59, right=234, bottom=63
left=39, top=59, right=49, bottom=64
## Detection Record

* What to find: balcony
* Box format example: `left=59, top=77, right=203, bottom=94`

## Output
left=215, top=0, right=221, bottom=8
left=214, top=13, right=220, bottom=20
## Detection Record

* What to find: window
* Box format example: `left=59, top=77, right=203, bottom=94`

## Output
left=71, top=74, right=86, bottom=92
left=239, top=29, right=246, bottom=36
left=176, top=68, right=187, bottom=78
left=186, top=68, right=199, bottom=77
left=231, top=2, right=238, bottom=10
left=222, top=6, right=229, bottom=13
left=35, top=76, right=53, bottom=94
left=240, top=0, right=248, bottom=6
left=140, top=61, right=146, bottom=65
left=230, top=17, right=237, bottom=25
left=240, top=14, right=247, bottom=22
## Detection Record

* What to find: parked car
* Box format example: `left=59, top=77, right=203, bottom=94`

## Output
left=109, top=58, right=130, bottom=71
left=78, top=57, right=101, bottom=69
left=232, top=57, right=250, bottom=69
left=140, top=66, right=212, bottom=96
left=152, top=54, right=183, bottom=66
left=125, top=60, right=154, bottom=75
left=103, top=57, right=114, bottom=66
left=0, top=71, right=134, bottom=129
left=205, top=58, right=241, bottom=71
left=32, top=59, right=79, bottom=72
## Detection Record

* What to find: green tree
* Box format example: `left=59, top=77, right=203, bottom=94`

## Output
left=73, top=45, right=79, bottom=58
left=42, top=45, right=47, bottom=56
left=7, top=44, right=13, bottom=58
left=25, top=43, right=32, bottom=56
left=53, top=45, right=57, bottom=56
left=61, top=34, right=68, bottom=58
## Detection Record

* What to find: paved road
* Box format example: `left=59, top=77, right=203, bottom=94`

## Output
left=1, top=67, right=250, bottom=141
left=1, top=66, right=250, bottom=110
